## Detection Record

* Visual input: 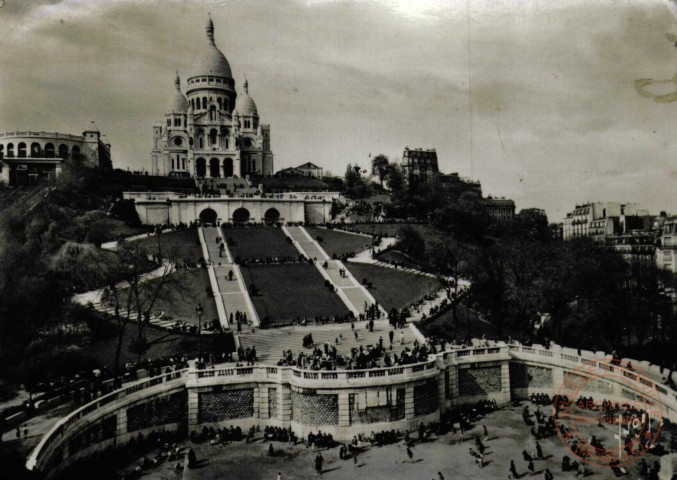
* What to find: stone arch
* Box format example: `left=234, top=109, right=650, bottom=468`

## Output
left=223, top=158, right=233, bottom=177
left=7, top=143, right=14, bottom=157
left=18, top=142, right=27, bottom=158
left=264, top=208, right=281, bottom=225
left=45, top=143, right=55, bottom=158
left=196, top=157, right=206, bottom=178
left=199, top=208, right=217, bottom=225
left=58, top=144, right=68, bottom=160
left=30, top=142, right=41, bottom=157
left=232, top=207, right=250, bottom=224
left=209, top=158, right=220, bottom=178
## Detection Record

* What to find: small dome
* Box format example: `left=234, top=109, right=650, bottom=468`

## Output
left=234, top=77, right=258, bottom=116
left=166, top=74, right=188, bottom=113
left=190, top=15, right=233, bottom=79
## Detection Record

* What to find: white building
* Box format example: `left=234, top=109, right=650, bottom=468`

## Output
left=151, top=16, right=273, bottom=179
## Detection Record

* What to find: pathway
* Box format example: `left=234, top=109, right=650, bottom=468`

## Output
left=200, top=226, right=260, bottom=330
left=238, top=321, right=418, bottom=364
left=283, top=225, right=387, bottom=318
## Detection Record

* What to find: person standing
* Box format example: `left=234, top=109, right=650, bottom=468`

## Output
left=315, top=453, right=323, bottom=474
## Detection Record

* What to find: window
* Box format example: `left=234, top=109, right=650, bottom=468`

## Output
left=244, top=120, right=251, bottom=129
left=202, top=97, right=207, bottom=109
left=174, top=137, right=183, bottom=146
left=7, top=143, right=13, bottom=157
left=172, top=158, right=175, bottom=170
left=182, top=158, right=186, bottom=169
left=199, top=137, right=203, bottom=148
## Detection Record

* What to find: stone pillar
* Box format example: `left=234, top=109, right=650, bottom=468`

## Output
left=253, top=387, right=260, bottom=419
left=405, top=385, right=415, bottom=420
left=552, top=366, right=565, bottom=397
left=260, top=387, right=270, bottom=420
left=279, top=385, right=292, bottom=422
left=449, top=366, right=460, bottom=406
left=500, top=361, right=511, bottom=404
left=338, top=392, right=350, bottom=427
left=116, top=408, right=128, bottom=438
left=437, top=370, right=447, bottom=414
left=188, top=388, right=200, bottom=429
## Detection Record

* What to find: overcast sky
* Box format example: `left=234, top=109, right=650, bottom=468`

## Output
left=1, top=0, right=677, bottom=220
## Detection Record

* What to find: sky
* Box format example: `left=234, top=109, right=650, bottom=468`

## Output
left=1, top=0, right=677, bottom=220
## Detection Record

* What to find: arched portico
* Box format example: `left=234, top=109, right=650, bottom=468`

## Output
left=196, top=158, right=206, bottom=178
left=264, top=208, right=281, bottom=225
left=232, top=207, right=250, bottom=224
left=199, top=208, right=218, bottom=225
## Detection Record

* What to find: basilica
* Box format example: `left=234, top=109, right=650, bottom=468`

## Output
left=151, top=16, right=274, bottom=179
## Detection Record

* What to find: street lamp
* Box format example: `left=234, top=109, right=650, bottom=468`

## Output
left=196, top=303, right=204, bottom=359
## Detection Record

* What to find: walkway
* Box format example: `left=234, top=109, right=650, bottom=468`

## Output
left=238, top=321, right=418, bottom=364
left=200, top=226, right=260, bottom=329
left=283, top=226, right=387, bottom=318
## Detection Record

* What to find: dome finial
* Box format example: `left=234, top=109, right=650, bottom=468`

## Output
left=243, top=75, right=248, bottom=94
left=206, top=13, right=214, bottom=43
left=174, top=71, right=181, bottom=89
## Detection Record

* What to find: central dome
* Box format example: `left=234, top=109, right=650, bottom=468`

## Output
left=190, top=15, right=233, bottom=79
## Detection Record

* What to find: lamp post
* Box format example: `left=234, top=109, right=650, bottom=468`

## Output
left=196, top=303, right=204, bottom=360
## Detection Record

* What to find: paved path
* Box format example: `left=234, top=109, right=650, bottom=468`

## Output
left=238, top=321, right=417, bottom=364
left=100, top=228, right=173, bottom=250
left=283, top=226, right=387, bottom=318
left=201, top=226, right=259, bottom=329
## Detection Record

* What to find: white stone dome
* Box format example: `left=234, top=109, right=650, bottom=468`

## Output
left=166, top=73, right=188, bottom=113
left=190, top=16, right=233, bottom=79
left=234, top=77, right=258, bottom=116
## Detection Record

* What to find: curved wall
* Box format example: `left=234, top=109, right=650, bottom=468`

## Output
left=27, top=343, right=677, bottom=478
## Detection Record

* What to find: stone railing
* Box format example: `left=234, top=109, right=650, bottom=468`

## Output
left=26, top=341, right=677, bottom=478
left=0, top=131, right=82, bottom=141
left=26, top=369, right=189, bottom=474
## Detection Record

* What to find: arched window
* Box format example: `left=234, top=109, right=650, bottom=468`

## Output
left=210, top=129, right=217, bottom=146
left=196, top=158, right=206, bottom=178
left=182, top=158, right=185, bottom=169
left=202, top=97, right=207, bottom=109
left=225, top=136, right=229, bottom=149
left=7, top=143, right=13, bottom=157
left=18, top=143, right=26, bottom=158
left=45, top=143, right=55, bottom=158
left=191, top=99, right=195, bottom=110
left=217, top=98, right=222, bottom=111
left=30, top=142, right=41, bottom=157
left=199, top=136, right=203, bottom=148
left=58, top=144, right=68, bottom=160
left=0, top=144, right=4, bottom=159
left=172, top=158, right=175, bottom=170
left=210, top=105, right=216, bottom=121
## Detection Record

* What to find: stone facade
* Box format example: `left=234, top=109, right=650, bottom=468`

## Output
left=151, top=17, right=273, bottom=179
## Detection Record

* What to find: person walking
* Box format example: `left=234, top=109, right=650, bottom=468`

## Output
left=536, top=442, right=544, bottom=460
left=528, top=460, right=535, bottom=476
left=315, top=453, right=323, bottom=474
left=406, top=446, right=414, bottom=462
left=509, top=460, right=518, bottom=479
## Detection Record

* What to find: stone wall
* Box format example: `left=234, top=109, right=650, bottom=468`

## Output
left=68, top=415, right=117, bottom=456
left=198, top=388, right=255, bottom=423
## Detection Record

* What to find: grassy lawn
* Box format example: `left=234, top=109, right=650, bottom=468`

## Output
left=345, top=262, right=440, bottom=311
left=223, top=226, right=299, bottom=260
left=116, top=268, right=219, bottom=327
left=133, top=228, right=204, bottom=263
left=149, top=269, right=219, bottom=326
left=239, top=263, right=349, bottom=325
left=97, top=218, right=147, bottom=242
left=305, top=227, right=373, bottom=258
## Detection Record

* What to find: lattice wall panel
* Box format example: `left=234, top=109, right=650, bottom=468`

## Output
left=198, top=389, right=255, bottom=423
left=459, top=366, right=502, bottom=396
left=127, top=391, right=187, bottom=432
left=414, top=381, right=439, bottom=417
left=291, top=392, right=338, bottom=425
left=268, top=388, right=278, bottom=418
left=68, top=415, right=117, bottom=455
